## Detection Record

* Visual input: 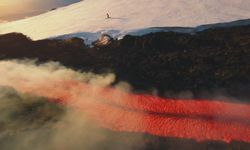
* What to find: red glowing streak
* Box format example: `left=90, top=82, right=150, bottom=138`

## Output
left=2, top=80, right=250, bottom=143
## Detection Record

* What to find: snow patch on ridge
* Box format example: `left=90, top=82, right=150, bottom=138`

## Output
left=0, top=0, right=250, bottom=44
left=52, top=19, right=250, bottom=45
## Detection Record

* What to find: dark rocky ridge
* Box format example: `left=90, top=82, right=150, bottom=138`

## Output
left=1, top=25, right=250, bottom=100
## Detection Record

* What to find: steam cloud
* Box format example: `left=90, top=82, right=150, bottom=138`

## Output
left=0, top=59, right=250, bottom=150
left=0, top=60, right=145, bottom=150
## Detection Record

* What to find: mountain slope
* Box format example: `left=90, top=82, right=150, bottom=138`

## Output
left=0, top=0, right=250, bottom=42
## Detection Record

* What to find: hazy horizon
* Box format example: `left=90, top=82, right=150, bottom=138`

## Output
left=0, top=0, right=81, bottom=22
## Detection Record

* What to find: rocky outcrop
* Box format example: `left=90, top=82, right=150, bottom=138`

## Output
left=93, top=33, right=114, bottom=46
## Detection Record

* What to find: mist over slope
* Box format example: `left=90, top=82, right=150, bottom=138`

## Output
left=0, top=0, right=250, bottom=42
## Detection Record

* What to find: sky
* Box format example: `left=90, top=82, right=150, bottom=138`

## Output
left=0, top=0, right=81, bottom=22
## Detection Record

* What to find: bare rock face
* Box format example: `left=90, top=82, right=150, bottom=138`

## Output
left=93, top=34, right=114, bottom=47
left=62, top=37, right=86, bottom=48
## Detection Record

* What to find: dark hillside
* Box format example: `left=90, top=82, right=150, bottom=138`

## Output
left=0, top=25, right=250, bottom=99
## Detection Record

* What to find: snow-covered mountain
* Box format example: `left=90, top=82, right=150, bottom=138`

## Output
left=0, top=0, right=250, bottom=44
